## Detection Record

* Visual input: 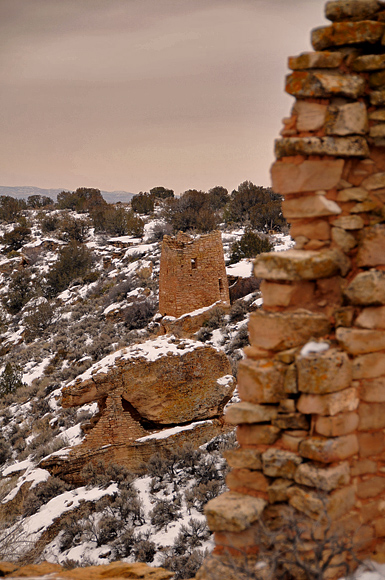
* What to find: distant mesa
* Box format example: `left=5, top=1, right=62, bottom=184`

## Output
left=0, top=185, right=134, bottom=204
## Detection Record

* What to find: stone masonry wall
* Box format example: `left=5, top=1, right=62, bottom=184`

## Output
left=159, top=231, right=230, bottom=318
left=200, top=0, right=385, bottom=576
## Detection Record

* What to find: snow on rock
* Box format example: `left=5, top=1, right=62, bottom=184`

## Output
left=226, top=259, right=253, bottom=278
left=136, top=420, right=213, bottom=442
left=2, top=466, right=50, bottom=503
left=300, top=341, right=330, bottom=357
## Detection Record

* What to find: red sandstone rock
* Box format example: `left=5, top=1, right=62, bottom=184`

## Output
left=237, top=424, right=281, bottom=446
left=357, top=477, right=385, bottom=499
left=336, top=326, right=385, bottom=354
left=315, top=411, right=359, bottom=436
left=224, top=401, right=278, bottom=425
left=282, top=195, right=342, bottom=219
left=261, top=448, right=302, bottom=479
left=360, top=377, right=385, bottom=401
left=297, top=348, right=352, bottom=394
left=289, top=51, right=344, bottom=70
left=290, top=219, right=331, bottom=240
left=358, top=431, right=385, bottom=457
left=204, top=491, right=266, bottom=532
left=297, top=387, right=359, bottom=416
left=344, top=270, right=385, bottom=305
left=275, top=136, right=369, bottom=158
left=237, top=358, right=286, bottom=403
left=357, top=224, right=385, bottom=266
left=294, top=461, right=350, bottom=491
left=356, top=306, right=385, bottom=329
left=353, top=352, right=385, bottom=378
left=325, top=0, right=381, bottom=22
left=286, top=71, right=365, bottom=99
left=271, top=159, right=344, bottom=194
left=254, top=249, right=350, bottom=281
left=312, top=21, right=385, bottom=51
left=298, top=434, right=359, bottom=463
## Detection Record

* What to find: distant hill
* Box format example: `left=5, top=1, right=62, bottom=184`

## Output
left=0, top=186, right=134, bottom=204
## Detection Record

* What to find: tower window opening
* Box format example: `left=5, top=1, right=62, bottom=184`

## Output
left=219, top=278, right=223, bottom=292
left=191, top=258, right=197, bottom=269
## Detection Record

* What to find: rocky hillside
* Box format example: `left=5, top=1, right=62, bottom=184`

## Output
left=0, top=189, right=291, bottom=578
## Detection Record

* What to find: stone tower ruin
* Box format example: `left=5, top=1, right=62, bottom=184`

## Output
left=198, top=0, right=385, bottom=578
left=159, top=230, right=230, bottom=318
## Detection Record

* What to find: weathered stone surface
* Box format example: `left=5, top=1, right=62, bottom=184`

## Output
left=332, top=214, right=364, bottom=229
left=344, top=271, right=385, bottom=305
left=226, top=469, right=269, bottom=493
left=237, top=424, right=281, bottom=446
left=362, top=172, right=385, bottom=190
left=353, top=53, right=385, bottom=71
left=283, top=364, right=297, bottom=395
left=204, top=491, right=266, bottom=532
left=351, top=459, right=378, bottom=475
left=260, top=280, right=315, bottom=308
left=295, top=461, right=350, bottom=491
left=282, top=196, right=342, bottom=219
left=62, top=336, right=234, bottom=424
left=299, top=434, right=359, bottom=463
left=225, top=401, right=278, bottom=425
left=286, top=71, right=365, bottom=99
left=336, top=186, right=368, bottom=201
left=358, top=431, right=385, bottom=457
left=357, top=477, right=385, bottom=499
left=315, top=411, right=359, bottom=436
left=60, top=563, right=173, bottom=580
left=223, top=448, right=262, bottom=470
left=356, top=305, right=385, bottom=329
left=275, top=136, right=369, bottom=158
left=371, top=89, right=385, bottom=105
left=370, top=69, right=385, bottom=88
left=254, top=248, right=349, bottom=282
left=288, top=484, right=355, bottom=520
left=248, top=309, right=331, bottom=351
left=353, top=352, right=385, bottom=378
left=336, top=327, right=385, bottom=354
left=290, top=219, right=331, bottom=240
left=297, top=348, right=352, bottom=394
left=272, top=413, right=309, bottom=430
left=325, top=102, right=368, bottom=136
left=293, top=101, right=327, bottom=132
left=262, top=448, right=302, bottom=479
left=237, top=359, right=286, bottom=403
left=370, top=124, right=385, bottom=139
left=312, top=21, right=385, bottom=51
left=325, top=0, right=381, bottom=22
left=271, top=159, right=344, bottom=194
left=331, top=227, right=357, bottom=252
left=297, top=387, right=359, bottom=416
left=268, top=478, right=293, bottom=503
left=369, top=108, right=385, bottom=120
left=357, top=224, right=385, bottom=267
left=360, top=377, right=385, bottom=401
left=281, top=431, right=308, bottom=452
left=359, top=402, right=385, bottom=429
left=289, top=51, right=344, bottom=70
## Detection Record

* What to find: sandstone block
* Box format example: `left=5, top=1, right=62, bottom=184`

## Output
left=253, top=248, right=349, bottom=281
left=371, top=90, right=385, bottom=105
left=282, top=196, right=342, bottom=219
left=261, top=448, right=302, bottom=479
left=358, top=402, right=385, bottom=430
left=312, top=21, right=385, bottom=51
left=334, top=306, right=355, bottom=328
left=358, top=431, right=385, bottom=457
left=223, top=448, right=262, bottom=470
left=237, top=359, right=286, bottom=403
left=281, top=431, right=308, bottom=452
left=357, top=476, right=385, bottom=499
left=325, top=0, right=381, bottom=22
left=275, top=136, right=369, bottom=158
left=356, top=306, right=385, bottom=329
left=351, top=459, right=377, bottom=476
left=225, top=401, right=278, bottom=425
left=248, top=309, right=331, bottom=351
left=353, top=53, right=385, bottom=71
left=284, top=363, right=298, bottom=394
left=332, top=215, right=364, bottom=229
left=272, top=413, right=309, bottom=430
left=370, top=69, right=385, bottom=88
left=290, top=219, right=331, bottom=241
left=297, top=387, right=359, bottom=416
left=298, top=434, right=359, bottom=463
left=297, top=348, right=352, bottom=394
left=353, top=352, right=385, bottom=378
left=360, top=377, right=385, bottom=402
left=271, top=159, right=344, bottom=194
left=261, top=280, right=315, bottom=308
left=336, top=327, right=385, bottom=354
left=289, top=51, right=343, bottom=70
left=362, top=171, right=385, bottom=190
left=268, top=478, right=293, bottom=503
left=370, top=124, right=385, bottom=139
left=375, top=518, right=385, bottom=537
left=369, top=108, right=385, bottom=121
left=226, top=468, right=270, bottom=493
left=357, top=224, right=385, bottom=267
left=294, top=461, right=350, bottom=491
left=336, top=186, right=368, bottom=202
left=344, top=271, right=385, bottom=305
left=331, top=227, right=356, bottom=252
left=204, top=491, right=266, bottom=532
left=237, top=424, right=281, bottom=446
left=286, top=71, right=365, bottom=99
left=288, top=484, right=355, bottom=520
left=315, top=411, right=359, bottom=437
left=325, top=102, right=368, bottom=136
left=293, top=101, right=327, bottom=132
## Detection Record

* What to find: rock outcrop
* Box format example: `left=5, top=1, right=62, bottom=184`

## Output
left=42, top=336, right=234, bottom=484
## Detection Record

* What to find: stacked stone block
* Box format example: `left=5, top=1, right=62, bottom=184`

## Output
left=159, top=231, right=230, bottom=318
left=202, top=0, right=385, bottom=573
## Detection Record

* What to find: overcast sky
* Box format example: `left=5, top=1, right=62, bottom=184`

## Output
left=0, top=0, right=327, bottom=195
